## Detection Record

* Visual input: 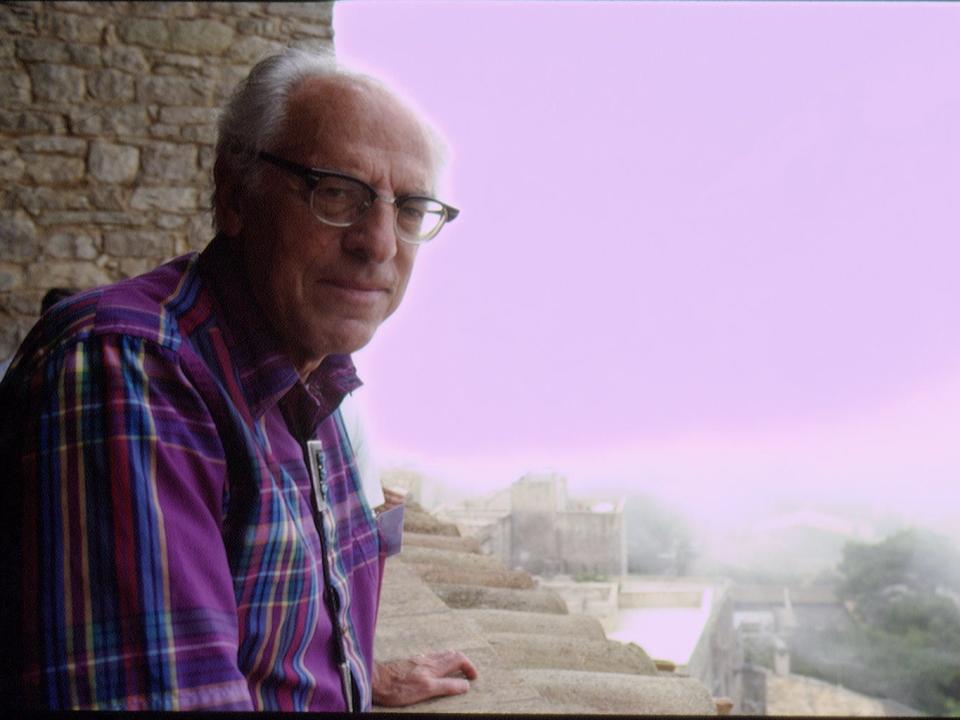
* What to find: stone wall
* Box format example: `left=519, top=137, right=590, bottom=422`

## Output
left=687, top=584, right=743, bottom=711
left=0, top=1, right=334, bottom=358
left=556, top=510, right=627, bottom=578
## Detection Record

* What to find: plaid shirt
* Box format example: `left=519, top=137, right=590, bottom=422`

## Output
left=0, top=234, right=383, bottom=711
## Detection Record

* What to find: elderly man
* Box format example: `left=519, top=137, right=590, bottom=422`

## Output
left=0, top=49, right=476, bottom=711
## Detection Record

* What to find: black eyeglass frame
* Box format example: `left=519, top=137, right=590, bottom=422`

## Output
left=258, top=151, right=459, bottom=243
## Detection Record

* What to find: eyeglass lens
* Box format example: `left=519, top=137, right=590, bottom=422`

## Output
left=309, top=175, right=446, bottom=241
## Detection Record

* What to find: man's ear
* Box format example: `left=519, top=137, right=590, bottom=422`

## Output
left=213, top=156, right=244, bottom=237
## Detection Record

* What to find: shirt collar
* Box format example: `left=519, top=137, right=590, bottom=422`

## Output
left=197, top=234, right=363, bottom=424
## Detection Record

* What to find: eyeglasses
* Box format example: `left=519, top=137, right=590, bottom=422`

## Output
left=258, top=151, right=459, bottom=244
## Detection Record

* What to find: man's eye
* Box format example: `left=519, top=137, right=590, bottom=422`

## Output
left=400, top=206, right=426, bottom=222
left=320, top=186, right=351, bottom=201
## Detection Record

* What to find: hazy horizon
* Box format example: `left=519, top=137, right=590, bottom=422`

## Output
left=335, top=2, right=960, bottom=549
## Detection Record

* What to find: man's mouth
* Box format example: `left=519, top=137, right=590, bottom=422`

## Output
left=319, top=279, right=389, bottom=303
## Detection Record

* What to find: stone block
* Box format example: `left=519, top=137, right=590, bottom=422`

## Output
left=0, top=150, right=25, bottom=183
left=148, top=124, right=183, bottom=140
left=411, top=564, right=536, bottom=590
left=180, top=124, right=216, bottom=144
left=5, top=292, right=42, bottom=316
left=0, top=3, right=37, bottom=35
left=117, top=17, right=170, bottom=49
left=87, top=140, right=140, bottom=184
left=405, top=508, right=460, bottom=536
left=159, top=106, right=219, bottom=125
left=130, top=186, right=197, bottom=212
left=0, top=37, right=14, bottom=68
left=265, top=2, right=333, bottom=21
left=515, top=669, right=717, bottom=714
left=17, top=136, right=87, bottom=155
left=0, top=211, right=38, bottom=262
left=47, top=230, right=100, bottom=260
left=0, top=70, right=31, bottom=104
left=127, top=2, right=196, bottom=18
left=454, top=609, right=608, bottom=641
left=15, top=37, right=69, bottom=63
left=141, top=141, right=197, bottom=182
left=28, top=63, right=85, bottom=103
left=152, top=51, right=203, bottom=72
left=404, top=532, right=482, bottom=554
left=104, top=229, right=173, bottom=258
left=66, top=43, right=101, bottom=68
left=184, top=212, right=213, bottom=251
left=118, top=257, right=159, bottom=279
left=227, top=35, right=285, bottom=64
left=33, top=211, right=143, bottom=227
left=170, top=20, right=234, bottom=54
left=42, top=11, right=105, bottom=43
left=0, top=264, right=26, bottom=292
left=282, top=20, right=333, bottom=40
left=87, top=68, right=135, bottom=102
left=288, top=39, right=331, bottom=54
left=16, top=187, right=91, bottom=214
left=68, top=105, right=149, bottom=136
left=102, top=46, right=149, bottom=74
left=198, top=146, right=215, bottom=173
left=429, top=584, right=569, bottom=615
left=156, top=214, right=185, bottom=230
left=486, top=632, right=658, bottom=675
left=49, top=1, right=117, bottom=13
left=0, top=110, right=65, bottom=134
left=235, top=17, right=282, bottom=37
left=136, top=75, right=209, bottom=105
left=22, top=154, right=85, bottom=185
left=90, top=186, right=128, bottom=211
left=400, top=545, right=507, bottom=572
left=213, top=65, right=250, bottom=103
left=26, top=261, right=112, bottom=290
left=205, top=2, right=260, bottom=16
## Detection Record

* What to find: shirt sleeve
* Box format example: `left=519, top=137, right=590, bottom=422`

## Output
left=8, top=333, right=254, bottom=710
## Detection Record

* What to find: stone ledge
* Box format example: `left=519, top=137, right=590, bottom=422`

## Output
left=516, top=668, right=717, bottom=714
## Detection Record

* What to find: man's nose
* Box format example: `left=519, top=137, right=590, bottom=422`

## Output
left=342, top=200, right=398, bottom=262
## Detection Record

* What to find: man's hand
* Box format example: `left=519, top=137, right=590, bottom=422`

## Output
left=380, top=485, right=407, bottom=510
left=372, top=650, right=478, bottom=707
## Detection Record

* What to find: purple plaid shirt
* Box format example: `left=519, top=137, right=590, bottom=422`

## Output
left=0, top=234, right=383, bottom=711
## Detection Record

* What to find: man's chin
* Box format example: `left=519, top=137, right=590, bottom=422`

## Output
left=308, top=319, right=379, bottom=358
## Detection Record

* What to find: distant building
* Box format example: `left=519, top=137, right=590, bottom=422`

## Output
left=438, top=472, right=627, bottom=579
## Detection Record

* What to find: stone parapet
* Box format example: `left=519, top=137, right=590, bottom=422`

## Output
left=486, top=632, right=658, bottom=675
left=454, top=608, right=608, bottom=640
left=429, top=583, right=569, bottom=615
left=515, top=668, right=717, bottom=715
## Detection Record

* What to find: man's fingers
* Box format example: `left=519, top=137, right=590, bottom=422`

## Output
left=421, top=650, right=479, bottom=680
left=426, top=676, right=470, bottom=697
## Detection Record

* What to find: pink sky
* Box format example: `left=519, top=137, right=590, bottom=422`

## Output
left=334, top=3, right=960, bottom=525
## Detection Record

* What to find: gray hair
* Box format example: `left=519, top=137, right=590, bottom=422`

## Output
left=212, top=47, right=446, bottom=231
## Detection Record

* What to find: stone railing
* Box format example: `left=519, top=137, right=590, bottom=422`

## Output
left=0, top=1, right=334, bottom=358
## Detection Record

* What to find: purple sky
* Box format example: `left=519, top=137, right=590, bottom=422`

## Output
left=335, top=3, right=960, bottom=528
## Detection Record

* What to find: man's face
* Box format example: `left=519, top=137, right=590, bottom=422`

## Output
left=231, top=77, right=435, bottom=377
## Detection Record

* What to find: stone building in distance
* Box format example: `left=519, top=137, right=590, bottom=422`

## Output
left=439, top=472, right=628, bottom=579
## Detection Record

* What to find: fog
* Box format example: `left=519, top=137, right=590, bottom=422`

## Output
left=338, top=3, right=960, bottom=563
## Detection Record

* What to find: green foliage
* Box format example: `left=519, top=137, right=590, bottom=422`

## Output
left=795, top=528, right=960, bottom=714
left=573, top=571, right=610, bottom=583
left=838, top=528, right=960, bottom=601
left=741, top=634, right=774, bottom=670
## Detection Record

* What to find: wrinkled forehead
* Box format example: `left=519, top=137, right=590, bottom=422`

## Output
left=279, top=75, right=437, bottom=186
